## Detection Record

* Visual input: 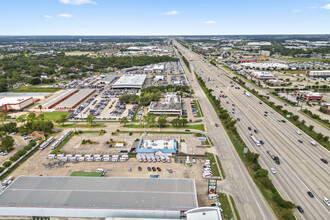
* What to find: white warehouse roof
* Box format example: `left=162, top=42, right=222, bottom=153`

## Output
left=112, top=74, right=147, bottom=89
left=0, top=176, right=198, bottom=219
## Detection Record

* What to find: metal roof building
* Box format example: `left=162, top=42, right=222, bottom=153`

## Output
left=112, top=74, right=147, bottom=89
left=0, top=176, right=198, bottom=219
left=38, top=89, right=78, bottom=109
left=55, top=89, right=96, bottom=110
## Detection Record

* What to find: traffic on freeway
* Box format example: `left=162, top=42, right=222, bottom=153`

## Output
left=175, top=40, right=330, bottom=220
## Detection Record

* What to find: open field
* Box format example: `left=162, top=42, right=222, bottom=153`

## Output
left=71, top=171, right=102, bottom=177
left=12, top=86, right=62, bottom=93
left=279, top=57, right=330, bottom=63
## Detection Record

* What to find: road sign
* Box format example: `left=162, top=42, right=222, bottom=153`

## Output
left=197, top=137, right=207, bottom=141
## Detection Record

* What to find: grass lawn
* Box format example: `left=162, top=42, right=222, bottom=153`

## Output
left=218, top=193, right=234, bottom=220
left=54, top=123, right=106, bottom=128
left=71, top=171, right=102, bottom=177
left=12, top=86, right=61, bottom=93
left=279, top=57, right=330, bottom=64
left=124, top=123, right=205, bottom=131
left=193, top=100, right=203, bottom=117
left=41, top=112, right=71, bottom=121
left=206, top=153, right=220, bottom=177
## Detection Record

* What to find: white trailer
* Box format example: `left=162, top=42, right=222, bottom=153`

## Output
left=250, top=135, right=261, bottom=146
left=78, top=157, right=85, bottom=161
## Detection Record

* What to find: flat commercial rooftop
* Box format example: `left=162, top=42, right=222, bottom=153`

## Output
left=0, top=97, right=32, bottom=106
left=0, top=176, right=198, bottom=211
left=112, top=74, right=147, bottom=89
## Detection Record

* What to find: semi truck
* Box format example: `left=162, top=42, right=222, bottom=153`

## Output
left=250, top=135, right=261, bottom=146
left=267, top=150, right=280, bottom=164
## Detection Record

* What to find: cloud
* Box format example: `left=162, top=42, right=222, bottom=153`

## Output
left=292, top=9, right=301, bottom=13
left=59, top=0, right=96, bottom=5
left=43, top=15, right=52, bottom=19
left=58, top=14, right=73, bottom=18
left=162, top=10, right=179, bottom=15
left=204, top=20, right=216, bottom=24
left=321, top=4, right=330, bottom=9
left=307, top=6, right=317, bottom=9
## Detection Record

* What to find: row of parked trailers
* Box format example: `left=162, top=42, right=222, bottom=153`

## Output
left=136, top=154, right=171, bottom=163
left=39, top=136, right=55, bottom=150
left=50, top=131, right=71, bottom=150
left=46, top=154, right=129, bottom=162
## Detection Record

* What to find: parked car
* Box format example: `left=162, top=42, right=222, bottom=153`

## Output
left=167, top=168, right=173, bottom=173
left=128, top=167, right=132, bottom=172
left=210, top=202, right=221, bottom=207
left=152, top=167, right=156, bottom=172
left=156, top=167, right=161, bottom=171
left=147, top=167, right=151, bottom=171
left=138, top=166, right=142, bottom=171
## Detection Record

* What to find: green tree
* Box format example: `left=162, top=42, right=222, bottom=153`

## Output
left=1, top=135, right=15, bottom=152
left=255, top=168, right=268, bottom=177
left=86, top=115, right=96, bottom=126
left=27, top=112, right=36, bottom=122
left=55, top=114, right=68, bottom=126
left=0, top=112, right=9, bottom=125
left=120, top=117, right=129, bottom=126
left=157, top=115, right=168, bottom=128
left=309, top=125, right=314, bottom=131
left=16, top=114, right=27, bottom=125
left=38, top=105, right=42, bottom=113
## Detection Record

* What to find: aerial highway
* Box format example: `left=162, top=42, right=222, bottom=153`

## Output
left=174, top=40, right=330, bottom=220
left=173, top=42, right=276, bottom=219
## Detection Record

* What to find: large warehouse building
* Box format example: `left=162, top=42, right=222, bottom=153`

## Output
left=37, top=89, right=78, bottom=110
left=55, top=89, right=96, bottom=110
left=112, top=74, right=147, bottom=89
left=0, top=176, right=198, bottom=219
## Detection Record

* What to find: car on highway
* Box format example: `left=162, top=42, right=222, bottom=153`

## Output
left=232, top=104, right=235, bottom=107
left=264, top=111, right=268, bottom=114
left=296, top=130, right=302, bottom=135
left=152, top=167, right=156, bottom=172
left=237, top=118, right=240, bottom=121
left=264, top=114, right=267, bottom=117
left=147, top=167, right=151, bottom=171
left=226, top=101, right=229, bottom=104
left=259, top=101, right=262, bottom=104
left=270, top=168, right=276, bottom=174
left=320, top=158, right=328, bottom=164
left=260, top=140, right=264, bottom=145
left=323, top=197, right=330, bottom=206
left=297, top=206, right=304, bottom=214
left=281, top=120, right=286, bottom=123
left=157, top=167, right=161, bottom=171
left=215, top=123, right=219, bottom=127
left=254, top=130, right=258, bottom=134
left=138, top=166, right=142, bottom=171
left=185, top=129, right=190, bottom=132
left=310, top=141, right=317, bottom=146
left=307, top=191, right=314, bottom=198
left=298, top=140, right=303, bottom=144
left=248, top=127, right=252, bottom=131
left=232, top=108, right=235, bottom=111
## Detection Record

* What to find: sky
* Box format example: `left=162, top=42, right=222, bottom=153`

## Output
left=0, top=0, right=329, bottom=35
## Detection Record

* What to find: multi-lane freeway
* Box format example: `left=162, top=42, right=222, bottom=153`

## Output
left=174, top=40, right=330, bottom=220
left=174, top=42, right=276, bottom=219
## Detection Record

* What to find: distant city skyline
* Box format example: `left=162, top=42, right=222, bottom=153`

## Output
left=0, top=0, right=329, bottom=35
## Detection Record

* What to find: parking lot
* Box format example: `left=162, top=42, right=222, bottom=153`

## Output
left=0, top=135, right=32, bottom=165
